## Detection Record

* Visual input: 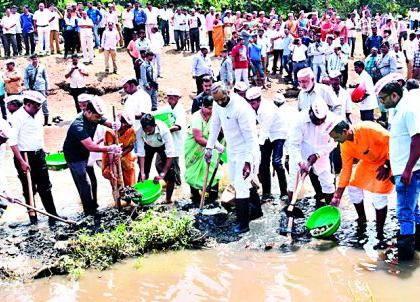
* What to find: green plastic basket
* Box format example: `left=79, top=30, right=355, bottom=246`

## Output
left=45, top=153, right=68, bottom=171
left=132, top=180, right=162, bottom=205
left=305, top=206, right=341, bottom=238
left=153, top=108, right=175, bottom=128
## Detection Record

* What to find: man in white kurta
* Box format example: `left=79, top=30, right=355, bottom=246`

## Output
left=288, top=98, right=337, bottom=207
left=206, top=82, right=260, bottom=234
left=78, top=11, right=95, bottom=64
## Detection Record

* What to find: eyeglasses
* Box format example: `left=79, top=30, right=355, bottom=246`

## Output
left=377, top=94, right=391, bottom=103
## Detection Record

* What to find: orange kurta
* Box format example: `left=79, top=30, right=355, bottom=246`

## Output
left=102, top=128, right=136, bottom=187
left=338, top=121, right=394, bottom=194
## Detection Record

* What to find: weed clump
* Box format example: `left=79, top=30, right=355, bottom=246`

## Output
left=60, top=210, right=202, bottom=277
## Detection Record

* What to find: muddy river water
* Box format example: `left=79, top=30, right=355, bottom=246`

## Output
left=2, top=244, right=420, bottom=302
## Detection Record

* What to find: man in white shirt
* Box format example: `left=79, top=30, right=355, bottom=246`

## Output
left=65, top=54, right=89, bottom=113
left=145, top=3, right=159, bottom=38
left=297, top=67, right=342, bottom=114
left=10, top=5, right=22, bottom=55
left=159, top=4, right=172, bottom=46
left=79, top=11, right=95, bottom=64
left=353, top=60, right=378, bottom=121
left=165, top=88, right=186, bottom=161
left=48, top=4, right=62, bottom=54
left=188, top=8, right=201, bottom=53
left=8, top=90, right=62, bottom=225
left=288, top=98, right=337, bottom=207
left=122, top=3, right=134, bottom=48
left=377, top=81, right=420, bottom=261
left=192, top=46, right=212, bottom=93
left=121, top=77, right=152, bottom=129
left=149, top=27, right=164, bottom=78
left=0, top=119, right=12, bottom=200
left=173, top=7, right=187, bottom=51
left=33, top=3, right=54, bottom=55
left=1, top=8, right=18, bottom=57
left=308, top=33, right=327, bottom=82
left=270, top=21, right=285, bottom=75
left=246, top=88, right=289, bottom=200
left=101, top=22, right=120, bottom=74
left=205, top=82, right=260, bottom=234
left=403, top=33, right=418, bottom=79
left=290, top=38, right=308, bottom=88
left=223, top=10, right=235, bottom=40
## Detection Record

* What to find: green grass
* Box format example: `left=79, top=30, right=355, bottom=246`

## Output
left=60, top=210, right=198, bottom=278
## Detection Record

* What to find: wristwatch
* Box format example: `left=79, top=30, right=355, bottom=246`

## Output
left=159, top=172, right=165, bottom=177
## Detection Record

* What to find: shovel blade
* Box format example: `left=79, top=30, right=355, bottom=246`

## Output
left=282, top=205, right=304, bottom=218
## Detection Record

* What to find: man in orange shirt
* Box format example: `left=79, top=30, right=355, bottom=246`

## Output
left=328, top=120, right=393, bottom=248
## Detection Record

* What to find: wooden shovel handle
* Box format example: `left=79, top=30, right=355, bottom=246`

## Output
left=23, top=152, right=36, bottom=215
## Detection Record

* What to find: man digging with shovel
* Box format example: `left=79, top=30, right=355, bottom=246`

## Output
left=205, top=82, right=261, bottom=234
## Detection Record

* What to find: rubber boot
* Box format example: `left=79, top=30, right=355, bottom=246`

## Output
left=190, top=187, right=201, bottom=207
left=415, top=225, right=420, bottom=251
left=397, top=234, right=416, bottom=261
left=249, top=187, right=263, bottom=221
left=353, top=201, right=367, bottom=235
left=373, top=206, right=388, bottom=250
left=233, top=198, right=250, bottom=234
left=43, top=115, right=51, bottom=126
left=324, top=193, right=334, bottom=204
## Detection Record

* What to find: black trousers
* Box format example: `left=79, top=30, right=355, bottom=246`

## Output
left=160, top=20, right=170, bottom=45
left=86, top=165, right=97, bottom=205
left=362, top=34, right=369, bottom=57
left=143, top=144, right=178, bottom=183
left=190, top=28, right=199, bottom=52
left=208, top=31, right=214, bottom=51
left=134, top=24, right=146, bottom=33
left=3, top=33, right=18, bottom=57
left=259, top=139, right=288, bottom=196
left=16, top=33, right=22, bottom=54
left=174, top=30, right=185, bottom=50
left=360, top=109, right=374, bottom=121
left=195, top=74, right=206, bottom=94
left=348, top=37, right=356, bottom=57
left=64, top=30, right=77, bottom=58
left=309, top=169, right=324, bottom=202
left=341, top=64, right=348, bottom=87
left=98, top=27, right=105, bottom=41
left=0, top=95, right=6, bottom=120
left=272, top=49, right=284, bottom=73
left=22, top=32, right=36, bottom=55
left=70, top=87, right=86, bottom=113
left=330, top=145, right=342, bottom=175
left=123, top=27, right=133, bottom=48
left=13, top=150, right=58, bottom=216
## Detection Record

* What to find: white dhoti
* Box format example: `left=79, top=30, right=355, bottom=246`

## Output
left=347, top=186, right=388, bottom=210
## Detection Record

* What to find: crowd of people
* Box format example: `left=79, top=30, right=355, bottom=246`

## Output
left=0, top=2, right=419, bottom=261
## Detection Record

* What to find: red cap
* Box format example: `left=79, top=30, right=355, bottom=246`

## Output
left=351, top=82, right=366, bottom=103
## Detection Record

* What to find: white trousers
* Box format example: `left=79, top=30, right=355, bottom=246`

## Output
left=234, top=68, right=249, bottom=87
left=228, top=158, right=252, bottom=199
left=347, top=186, right=388, bottom=210
left=37, top=26, right=50, bottom=52
left=0, top=145, right=7, bottom=191
left=81, top=35, right=94, bottom=62
left=153, top=52, right=161, bottom=76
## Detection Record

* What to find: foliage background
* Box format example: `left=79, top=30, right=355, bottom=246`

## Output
left=0, top=0, right=418, bottom=17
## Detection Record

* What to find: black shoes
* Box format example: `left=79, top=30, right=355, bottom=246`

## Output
left=397, top=234, right=416, bottom=261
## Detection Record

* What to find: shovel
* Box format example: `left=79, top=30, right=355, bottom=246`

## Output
left=206, top=153, right=222, bottom=194
left=199, top=161, right=211, bottom=210
left=0, top=193, right=76, bottom=224
left=24, top=153, right=36, bottom=218
left=112, top=106, right=123, bottom=208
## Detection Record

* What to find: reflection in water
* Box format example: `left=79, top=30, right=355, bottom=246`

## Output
left=1, top=247, right=420, bottom=302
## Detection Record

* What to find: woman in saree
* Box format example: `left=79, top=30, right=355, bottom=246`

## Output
left=212, top=13, right=224, bottom=57
left=184, top=96, right=224, bottom=206
left=102, top=111, right=137, bottom=190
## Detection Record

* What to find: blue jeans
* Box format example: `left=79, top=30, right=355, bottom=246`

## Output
left=259, top=139, right=287, bottom=196
left=293, top=60, right=307, bottom=87
left=251, top=60, right=264, bottom=80
left=144, top=87, right=157, bottom=110
left=282, top=55, right=292, bottom=77
left=396, top=169, right=420, bottom=235
left=93, top=24, right=100, bottom=48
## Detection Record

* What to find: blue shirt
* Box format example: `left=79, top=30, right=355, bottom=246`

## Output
left=281, top=36, right=293, bottom=56
left=0, top=73, right=5, bottom=96
left=20, top=13, right=34, bottom=34
left=133, top=8, right=147, bottom=25
left=86, top=7, right=102, bottom=25
left=248, top=43, right=262, bottom=61
left=24, top=64, right=48, bottom=91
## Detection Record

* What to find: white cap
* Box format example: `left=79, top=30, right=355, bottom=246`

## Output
left=374, top=72, right=404, bottom=95
left=5, top=59, right=15, bottom=65
left=288, top=13, right=293, bottom=17
left=78, top=93, right=93, bottom=103
left=5, top=95, right=23, bottom=104
left=210, top=6, right=215, bottom=10
left=91, top=96, right=106, bottom=115
left=121, top=111, right=135, bottom=126
left=121, top=76, right=137, bottom=86
left=324, top=114, right=343, bottom=133
left=200, top=45, right=210, bottom=51
left=225, top=9, right=231, bottom=13
left=329, top=70, right=342, bottom=78
left=273, top=93, right=286, bottom=104
left=166, top=88, right=182, bottom=97
left=0, top=118, right=11, bottom=139
left=245, top=86, right=262, bottom=100
left=297, top=67, right=314, bottom=79
left=233, top=81, right=247, bottom=91
left=22, top=90, right=46, bottom=104
left=311, top=98, right=328, bottom=119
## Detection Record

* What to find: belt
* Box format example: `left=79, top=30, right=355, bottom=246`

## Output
left=21, top=149, right=44, bottom=154
left=37, top=25, right=49, bottom=27
left=293, top=60, right=306, bottom=63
